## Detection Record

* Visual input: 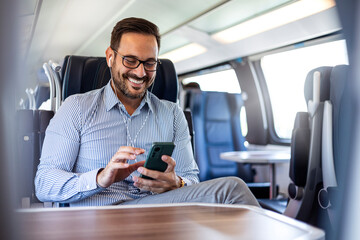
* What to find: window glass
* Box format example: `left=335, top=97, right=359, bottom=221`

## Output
left=261, top=40, right=349, bottom=139
left=182, top=69, right=241, bottom=93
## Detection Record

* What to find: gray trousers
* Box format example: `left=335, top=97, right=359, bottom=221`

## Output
left=119, top=177, right=260, bottom=207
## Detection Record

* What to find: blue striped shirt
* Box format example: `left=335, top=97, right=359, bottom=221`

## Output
left=35, top=81, right=199, bottom=207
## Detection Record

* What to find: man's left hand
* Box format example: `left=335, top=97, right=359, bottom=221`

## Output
left=132, top=155, right=181, bottom=193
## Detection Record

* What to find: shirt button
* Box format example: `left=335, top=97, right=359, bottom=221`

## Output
left=86, top=185, right=90, bottom=189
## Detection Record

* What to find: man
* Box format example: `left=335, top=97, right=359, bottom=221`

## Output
left=35, top=17, right=259, bottom=207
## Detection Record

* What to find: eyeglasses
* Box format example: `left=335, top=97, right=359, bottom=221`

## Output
left=112, top=49, right=160, bottom=72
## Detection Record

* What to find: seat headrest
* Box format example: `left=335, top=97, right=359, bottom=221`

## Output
left=304, top=66, right=333, bottom=103
left=62, top=56, right=110, bottom=100
left=148, top=58, right=178, bottom=103
left=61, top=56, right=178, bottom=103
left=330, top=65, right=349, bottom=106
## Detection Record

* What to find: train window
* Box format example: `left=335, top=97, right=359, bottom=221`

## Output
left=261, top=39, right=348, bottom=139
left=182, top=68, right=241, bottom=93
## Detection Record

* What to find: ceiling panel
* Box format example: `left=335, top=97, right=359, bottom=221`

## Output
left=159, top=34, right=190, bottom=55
left=189, top=0, right=294, bottom=34
left=42, top=0, right=131, bottom=59
left=18, top=0, right=38, bottom=16
left=76, top=0, right=227, bottom=56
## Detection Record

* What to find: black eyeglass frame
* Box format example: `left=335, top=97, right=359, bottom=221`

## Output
left=111, top=48, right=161, bottom=72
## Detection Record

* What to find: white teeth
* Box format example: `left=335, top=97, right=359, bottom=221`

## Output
left=128, top=78, right=143, bottom=84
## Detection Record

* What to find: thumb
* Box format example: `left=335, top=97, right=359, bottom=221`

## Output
left=129, top=160, right=145, bottom=172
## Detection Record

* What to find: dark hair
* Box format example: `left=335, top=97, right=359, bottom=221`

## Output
left=111, top=17, right=161, bottom=52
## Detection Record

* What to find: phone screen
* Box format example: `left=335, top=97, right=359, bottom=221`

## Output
left=140, top=142, right=175, bottom=180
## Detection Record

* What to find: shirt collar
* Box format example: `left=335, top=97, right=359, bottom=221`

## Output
left=104, top=80, right=155, bottom=114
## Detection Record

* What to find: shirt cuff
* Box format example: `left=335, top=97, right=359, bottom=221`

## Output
left=78, top=168, right=104, bottom=192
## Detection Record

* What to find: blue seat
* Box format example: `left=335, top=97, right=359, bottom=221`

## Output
left=189, top=91, right=254, bottom=182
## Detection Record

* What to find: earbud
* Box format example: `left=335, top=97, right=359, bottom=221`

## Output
left=108, top=56, right=112, bottom=67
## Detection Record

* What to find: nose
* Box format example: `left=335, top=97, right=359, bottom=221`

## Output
left=132, top=63, right=147, bottom=78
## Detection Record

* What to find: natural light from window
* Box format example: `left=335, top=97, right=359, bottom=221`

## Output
left=182, top=69, right=241, bottom=93
left=261, top=40, right=349, bottom=139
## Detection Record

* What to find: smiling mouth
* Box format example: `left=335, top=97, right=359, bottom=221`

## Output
left=128, top=78, right=144, bottom=85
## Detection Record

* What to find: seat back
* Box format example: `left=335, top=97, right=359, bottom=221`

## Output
left=16, top=109, right=54, bottom=208
left=61, top=56, right=178, bottom=103
left=318, top=65, right=348, bottom=227
left=285, top=66, right=332, bottom=225
left=189, top=90, right=253, bottom=182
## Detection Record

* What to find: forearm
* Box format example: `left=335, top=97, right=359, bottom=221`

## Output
left=35, top=167, right=104, bottom=203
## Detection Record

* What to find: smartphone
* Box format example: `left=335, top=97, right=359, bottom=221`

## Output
left=140, top=142, right=175, bottom=180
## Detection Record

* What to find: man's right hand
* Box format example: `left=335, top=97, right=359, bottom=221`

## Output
left=96, top=146, right=145, bottom=188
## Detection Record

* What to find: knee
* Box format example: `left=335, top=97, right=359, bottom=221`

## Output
left=209, top=177, right=250, bottom=194
left=220, top=176, right=248, bottom=190
left=214, top=177, right=259, bottom=206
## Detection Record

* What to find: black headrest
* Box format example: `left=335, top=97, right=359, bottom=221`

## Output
left=62, top=56, right=110, bottom=100
left=304, top=66, right=333, bottom=103
left=148, top=59, right=178, bottom=103
left=289, top=112, right=310, bottom=187
left=61, top=56, right=178, bottom=103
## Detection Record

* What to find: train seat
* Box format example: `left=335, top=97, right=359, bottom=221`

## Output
left=189, top=91, right=249, bottom=181
left=318, top=64, right=349, bottom=229
left=284, top=66, right=333, bottom=226
left=187, top=90, right=270, bottom=198
left=16, top=109, right=54, bottom=208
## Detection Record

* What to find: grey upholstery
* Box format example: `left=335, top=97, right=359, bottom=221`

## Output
left=16, top=109, right=54, bottom=207
left=318, top=65, right=349, bottom=227
left=285, top=66, right=333, bottom=226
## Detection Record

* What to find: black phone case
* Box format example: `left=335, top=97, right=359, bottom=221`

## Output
left=140, top=142, right=175, bottom=180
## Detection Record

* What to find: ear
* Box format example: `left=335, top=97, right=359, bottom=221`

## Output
left=105, top=46, right=113, bottom=67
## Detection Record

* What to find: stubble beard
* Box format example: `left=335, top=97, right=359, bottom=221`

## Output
left=112, top=69, right=153, bottom=99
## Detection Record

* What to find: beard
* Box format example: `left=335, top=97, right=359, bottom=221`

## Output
left=112, top=69, right=154, bottom=99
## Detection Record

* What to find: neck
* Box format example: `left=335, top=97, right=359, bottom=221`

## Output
left=111, top=81, right=143, bottom=116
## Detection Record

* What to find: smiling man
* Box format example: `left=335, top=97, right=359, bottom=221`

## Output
left=35, top=17, right=259, bottom=207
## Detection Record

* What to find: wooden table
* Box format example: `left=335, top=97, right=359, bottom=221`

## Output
left=17, top=203, right=324, bottom=240
left=220, top=150, right=291, bottom=199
